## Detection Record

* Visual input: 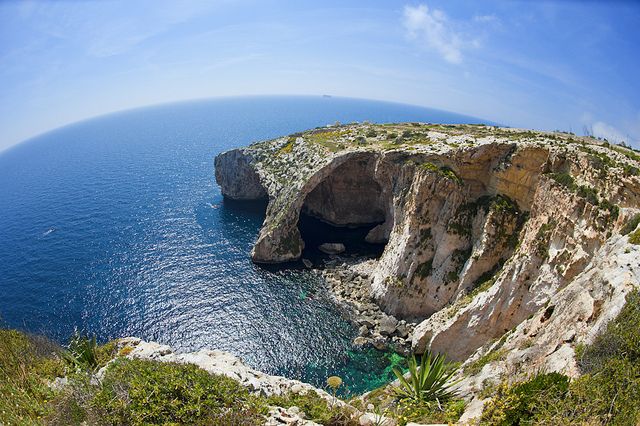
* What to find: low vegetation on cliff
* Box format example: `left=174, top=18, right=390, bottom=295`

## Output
left=4, top=122, right=639, bottom=424
left=480, top=290, right=640, bottom=425
left=0, top=330, right=357, bottom=425
left=2, top=290, right=640, bottom=425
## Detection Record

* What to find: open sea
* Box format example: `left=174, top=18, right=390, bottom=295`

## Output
left=0, top=95, right=484, bottom=394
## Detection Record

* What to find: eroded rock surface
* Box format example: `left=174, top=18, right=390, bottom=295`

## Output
left=215, top=123, right=640, bottom=420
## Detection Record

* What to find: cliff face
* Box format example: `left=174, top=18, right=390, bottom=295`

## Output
left=215, top=123, right=640, bottom=396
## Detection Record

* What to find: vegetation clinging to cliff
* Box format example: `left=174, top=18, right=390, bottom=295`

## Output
left=624, top=214, right=640, bottom=244
left=0, top=329, right=364, bottom=425
left=481, top=290, right=640, bottom=425
left=93, top=358, right=267, bottom=425
left=419, top=162, right=463, bottom=185
left=0, top=330, right=65, bottom=424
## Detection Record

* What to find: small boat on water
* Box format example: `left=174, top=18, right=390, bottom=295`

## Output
left=42, top=227, right=56, bottom=236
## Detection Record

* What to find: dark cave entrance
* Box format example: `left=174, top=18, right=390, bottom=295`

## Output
left=298, top=213, right=386, bottom=259
left=297, top=155, right=390, bottom=260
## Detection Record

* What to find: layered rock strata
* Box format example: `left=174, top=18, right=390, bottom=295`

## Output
left=215, top=123, right=640, bottom=416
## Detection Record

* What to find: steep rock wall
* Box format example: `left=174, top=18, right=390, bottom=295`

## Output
left=214, top=148, right=268, bottom=200
left=215, top=123, right=640, bottom=372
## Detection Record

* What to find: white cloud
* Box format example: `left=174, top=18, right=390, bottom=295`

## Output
left=581, top=112, right=639, bottom=147
left=403, top=5, right=464, bottom=64
left=403, top=4, right=492, bottom=64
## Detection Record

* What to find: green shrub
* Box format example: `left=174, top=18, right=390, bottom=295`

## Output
left=420, top=162, right=463, bottom=185
left=95, top=340, right=118, bottom=367
left=267, top=390, right=357, bottom=425
left=392, top=352, right=458, bottom=404
left=534, top=220, right=556, bottom=258
left=481, top=372, right=569, bottom=425
left=91, top=358, right=266, bottom=425
left=622, top=163, right=639, bottom=176
left=548, top=172, right=576, bottom=190
left=536, top=358, right=640, bottom=426
left=577, top=185, right=599, bottom=205
left=576, top=290, right=640, bottom=373
left=414, top=259, right=433, bottom=279
left=491, top=195, right=518, bottom=214
left=395, top=398, right=465, bottom=425
left=481, top=290, right=640, bottom=425
left=598, top=198, right=619, bottom=221
left=630, top=228, right=640, bottom=244
left=0, top=329, right=65, bottom=425
left=525, top=359, right=640, bottom=426
left=621, top=213, right=640, bottom=235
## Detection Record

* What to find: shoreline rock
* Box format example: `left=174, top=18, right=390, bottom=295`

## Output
left=107, top=337, right=337, bottom=399
left=314, top=256, right=417, bottom=354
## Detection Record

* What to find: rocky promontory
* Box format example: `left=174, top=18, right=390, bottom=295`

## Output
left=216, top=122, right=640, bottom=421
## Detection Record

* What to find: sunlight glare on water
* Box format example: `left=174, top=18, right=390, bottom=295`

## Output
left=0, top=96, right=485, bottom=393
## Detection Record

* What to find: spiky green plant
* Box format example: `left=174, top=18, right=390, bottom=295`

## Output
left=62, top=332, right=99, bottom=371
left=392, top=352, right=459, bottom=404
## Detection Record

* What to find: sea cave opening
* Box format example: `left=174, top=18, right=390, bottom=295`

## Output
left=297, top=156, right=390, bottom=260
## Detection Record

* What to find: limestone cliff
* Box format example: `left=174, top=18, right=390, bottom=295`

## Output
left=215, top=123, right=640, bottom=419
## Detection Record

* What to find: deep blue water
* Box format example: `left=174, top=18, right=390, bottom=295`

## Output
left=0, top=95, right=484, bottom=393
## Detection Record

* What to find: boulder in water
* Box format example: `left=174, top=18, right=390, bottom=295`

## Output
left=318, top=243, right=345, bottom=254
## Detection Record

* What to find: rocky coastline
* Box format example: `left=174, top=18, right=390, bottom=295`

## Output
left=215, top=122, right=640, bottom=422
left=4, top=124, right=639, bottom=425
left=310, top=256, right=417, bottom=354
left=104, top=337, right=400, bottom=426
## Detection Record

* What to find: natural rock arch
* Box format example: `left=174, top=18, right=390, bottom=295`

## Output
left=296, top=153, right=393, bottom=255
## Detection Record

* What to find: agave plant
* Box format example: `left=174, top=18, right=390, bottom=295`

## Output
left=62, top=331, right=99, bottom=371
left=392, top=351, right=459, bottom=404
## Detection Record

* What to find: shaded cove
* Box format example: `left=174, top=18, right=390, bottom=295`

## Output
left=0, top=95, right=487, bottom=393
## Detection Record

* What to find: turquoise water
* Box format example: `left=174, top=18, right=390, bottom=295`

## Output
left=0, top=96, right=485, bottom=393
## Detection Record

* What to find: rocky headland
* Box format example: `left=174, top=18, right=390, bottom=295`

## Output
left=3, top=122, right=640, bottom=425
left=215, top=122, right=640, bottom=421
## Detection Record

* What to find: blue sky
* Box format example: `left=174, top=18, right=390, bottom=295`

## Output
left=1, top=0, right=639, bottom=151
